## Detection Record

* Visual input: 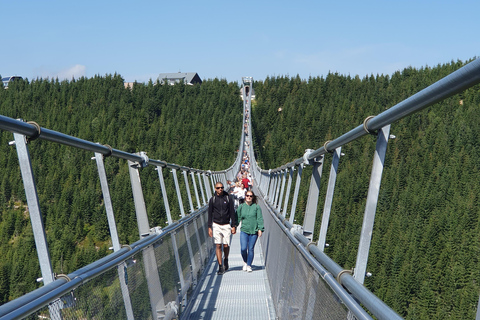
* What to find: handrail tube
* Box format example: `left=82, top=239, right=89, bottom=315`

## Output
left=2, top=277, right=83, bottom=320
left=293, top=232, right=403, bottom=320
left=0, top=115, right=216, bottom=174
left=0, top=280, right=68, bottom=319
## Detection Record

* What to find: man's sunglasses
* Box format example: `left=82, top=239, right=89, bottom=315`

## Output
left=215, top=187, right=224, bottom=189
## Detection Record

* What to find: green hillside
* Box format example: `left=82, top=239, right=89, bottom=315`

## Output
left=0, top=58, right=479, bottom=319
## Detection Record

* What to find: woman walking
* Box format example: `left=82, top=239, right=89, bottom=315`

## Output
left=236, top=190, right=264, bottom=272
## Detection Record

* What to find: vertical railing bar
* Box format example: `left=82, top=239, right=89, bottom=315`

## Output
left=127, top=159, right=165, bottom=319
left=190, top=172, right=202, bottom=209
left=282, top=167, right=294, bottom=218
left=13, top=133, right=55, bottom=285
left=182, top=171, right=194, bottom=213
left=203, top=173, right=212, bottom=200
left=197, top=172, right=207, bottom=205
left=128, top=160, right=150, bottom=236
left=171, top=168, right=186, bottom=218
left=289, top=164, right=304, bottom=225
left=94, top=151, right=134, bottom=320
left=193, top=217, right=205, bottom=270
left=183, top=222, right=196, bottom=287
left=353, top=125, right=391, bottom=284
left=95, top=152, right=121, bottom=251
left=302, top=156, right=324, bottom=240
left=13, top=133, right=62, bottom=320
left=273, top=172, right=280, bottom=207
left=267, top=172, right=274, bottom=202
left=277, top=169, right=287, bottom=213
left=156, top=166, right=173, bottom=225
left=170, top=232, right=186, bottom=306
left=318, top=147, right=342, bottom=250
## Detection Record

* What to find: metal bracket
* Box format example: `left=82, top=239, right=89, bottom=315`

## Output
left=139, top=151, right=149, bottom=167
left=363, top=116, right=377, bottom=135
left=302, top=149, right=315, bottom=165
left=337, top=268, right=353, bottom=286
left=103, top=144, right=113, bottom=157
left=323, top=140, right=333, bottom=153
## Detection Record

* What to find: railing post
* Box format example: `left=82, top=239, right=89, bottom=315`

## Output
left=171, top=168, right=185, bottom=218
left=210, top=174, right=215, bottom=193
left=171, top=232, right=186, bottom=304
left=190, top=172, right=202, bottom=209
left=289, top=164, right=304, bottom=225
left=128, top=159, right=150, bottom=236
left=197, top=172, right=207, bottom=205
left=303, top=155, right=324, bottom=240
left=128, top=159, right=165, bottom=319
left=94, top=152, right=134, bottom=320
left=156, top=166, right=173, bottom=224
left=13, top=132, right=62, bottom=320
left=354, top=125, right=391, bottom=284
left=277, top=169, right=287, bottom=212
left=182, top=171, right=194, bottom=213
left=282, top=167, right=294, bottom=218
left=267, top=171, right=274, bottom=202
left=203, top=173, right=212, bottom=200
left=184, top=222, right=196, bottom=286
left=273, top=172, right=280, bottom=207
left=318, top=147, right=342, bottom=251
left=13, top=133, right=55, bottom=285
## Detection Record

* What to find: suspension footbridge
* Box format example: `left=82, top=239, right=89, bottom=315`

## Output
left=0, top=60, right=480, bottom=319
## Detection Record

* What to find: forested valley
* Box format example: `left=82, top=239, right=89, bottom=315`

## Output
left=1, top=58, right=480, bottom=319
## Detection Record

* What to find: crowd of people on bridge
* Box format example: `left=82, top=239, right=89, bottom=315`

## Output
left=207, top=102, right=264, bottom=275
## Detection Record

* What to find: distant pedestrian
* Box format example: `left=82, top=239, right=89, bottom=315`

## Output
left=208, top=182, right=238, bottom=275
left=241, top=174, right=250, bottom=191
left=236, top=191, right=264, bottom=272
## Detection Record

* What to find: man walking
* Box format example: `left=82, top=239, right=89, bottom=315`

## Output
left=208, top=182, right=237, bottom=275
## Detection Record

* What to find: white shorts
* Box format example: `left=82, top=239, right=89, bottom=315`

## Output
left=212, top=222, right=232, bottom=246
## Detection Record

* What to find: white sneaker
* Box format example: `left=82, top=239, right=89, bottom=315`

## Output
left=243, top=263, right=247, bottom=271
left=246, top=266, right=252, bottom=273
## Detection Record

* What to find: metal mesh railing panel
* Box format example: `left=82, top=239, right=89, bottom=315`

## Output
left=261, top=207, right=348, bottom=320
left=154, top=235, right=182, bottom=306
left=27, top=264, right=147, bottom=320
left=187, top=220, right=202, bottom=276
left=11, top=210, right=213, bottom=320
left=174, top=226, right=193, bottom=286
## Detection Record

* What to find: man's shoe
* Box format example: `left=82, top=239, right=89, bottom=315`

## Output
left=243, top=263, right=247, bottom=271
left=224, top=259, right=229, bottom=271
left=217, top=265, right=225, bottom=275
left=246, top=266, right=252, bottom=273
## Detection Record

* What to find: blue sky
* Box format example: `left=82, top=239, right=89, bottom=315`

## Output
left=1, top=0, right=478, bottom=84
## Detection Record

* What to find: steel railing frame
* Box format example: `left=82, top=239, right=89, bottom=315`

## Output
left=0, top=85, right=248, bottom=319
left=0, top=208, right=207, bottom=320
left=248, top=58, right=480, bottom=320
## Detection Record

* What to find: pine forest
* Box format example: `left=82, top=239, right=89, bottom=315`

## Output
left=1, top=59, right=480, bottom=319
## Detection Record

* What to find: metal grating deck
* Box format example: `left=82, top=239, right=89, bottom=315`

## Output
left=186, top=228, right=276, bottom=319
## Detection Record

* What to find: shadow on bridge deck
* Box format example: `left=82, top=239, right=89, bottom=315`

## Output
left=185, top=207, right=276, bottom=320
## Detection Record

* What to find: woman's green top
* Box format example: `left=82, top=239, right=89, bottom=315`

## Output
left=237, top=202, right=264, bottom=235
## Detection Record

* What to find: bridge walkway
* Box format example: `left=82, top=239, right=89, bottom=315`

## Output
left=185, top=195, right=276, bottom=320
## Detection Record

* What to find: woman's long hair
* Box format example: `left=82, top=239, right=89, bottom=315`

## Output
left=246, top=191, right=257, bottom=204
